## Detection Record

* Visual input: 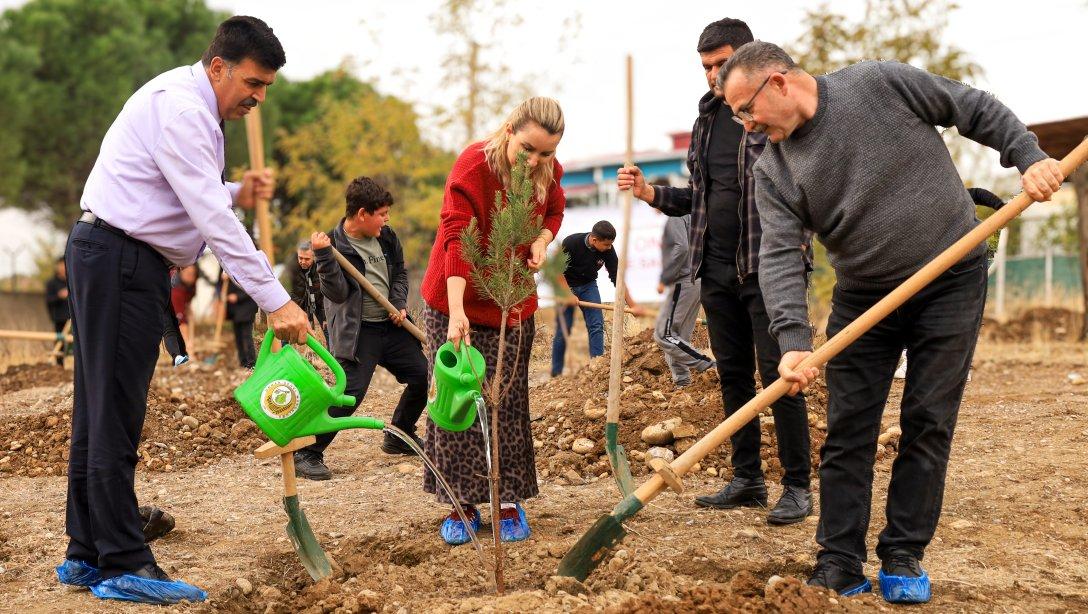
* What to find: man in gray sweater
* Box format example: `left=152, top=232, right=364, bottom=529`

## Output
left=653, top=213, right=714, bottom=386
left=719, top=42, right=1062, bottom=603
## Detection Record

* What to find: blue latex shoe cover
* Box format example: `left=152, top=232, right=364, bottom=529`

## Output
left=840, top=578, right=873, bottom=597
left=56, top=559, right=101, bottom=587
left=90, top=573, right=207, bottom=605
left=440, top=507, right=481, bottom=546
left=879, top=568, right=931, bottom=603
left=499, top=503, right=531, bottom=542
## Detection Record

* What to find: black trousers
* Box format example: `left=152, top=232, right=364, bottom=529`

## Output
left=64, top=222, right=168, bottom=578
left=701, top=263, right=811, bottom=488
left=305, top=320, right=428, bottom=455
left=817, top=254, right=987, bottom=572
left=232, top=320, right=256, bottom=368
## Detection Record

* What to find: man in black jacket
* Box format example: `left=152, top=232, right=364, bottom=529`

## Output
left=618, top=18, right=813, bottom=525
left=295, top=177, right=427, bottom=480
left=45, top=257, right=70, bottom=366
left=289, top=240, right=327, bottom=341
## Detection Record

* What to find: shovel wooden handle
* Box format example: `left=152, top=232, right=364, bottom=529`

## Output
left=329, top=247, right=426, bottom=343
left=576, top=300, right=655, bottom=317
left=605, top=55, right=636, bottom=426
left=245, top=108, right=275, bottom=267
left=0, top=329, right=75, bottom=343
left=635, top=138, right=1088, bottom=506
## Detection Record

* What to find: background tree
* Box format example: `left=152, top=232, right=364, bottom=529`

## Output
left=275, top=76, right=452, bottom=290
left=429, top=0, right=580, bottom=148
left=0, top=0, right=227, bottom=225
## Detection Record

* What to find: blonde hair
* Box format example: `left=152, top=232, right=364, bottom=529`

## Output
left=483, top=97, right=565, bottom=203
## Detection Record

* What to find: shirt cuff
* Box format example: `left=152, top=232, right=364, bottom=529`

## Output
left=776, top=324, right=813, bottom=353
left=249, top=281, right=291, bottom=314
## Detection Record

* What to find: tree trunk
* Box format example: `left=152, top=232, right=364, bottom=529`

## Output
left=487, top=310, right=509, bottom=594
left=1075, top=166, right=1088, bottom=340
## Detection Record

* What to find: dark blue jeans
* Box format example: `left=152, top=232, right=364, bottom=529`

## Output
left=551, top=282, right=605, bottom=376
left=817, top=253, right=987, bottom=573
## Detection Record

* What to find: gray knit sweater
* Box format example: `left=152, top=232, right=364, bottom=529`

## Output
left=754, top=61, right=1047, bottom=353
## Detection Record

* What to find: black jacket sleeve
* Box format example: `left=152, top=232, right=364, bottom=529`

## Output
left=385, top=228, right=409, bottom=311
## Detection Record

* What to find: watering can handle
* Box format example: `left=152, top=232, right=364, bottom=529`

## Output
left=255, top=330, right=276, bottom=369
left=253, top=330, right=351, bottom=404
left=305, top=334, right=348, bottom=399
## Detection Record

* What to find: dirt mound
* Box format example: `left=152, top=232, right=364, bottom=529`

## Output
left=530, top=329, right=859, bottom=484
left=611, top=572, right=843, bottom=613
left=981, top=307, right=1083, bottom=342
left=0, top=362, right=265, bottom=478
left=204, top=518, right=839, bottom=614
left=0, top=363, right=69, bottom=394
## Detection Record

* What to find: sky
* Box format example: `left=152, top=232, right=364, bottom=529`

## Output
left=2, top=0, right=1087, bottom=275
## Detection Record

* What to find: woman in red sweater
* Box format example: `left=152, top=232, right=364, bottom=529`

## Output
left=420, top=97, right=566, bottom=544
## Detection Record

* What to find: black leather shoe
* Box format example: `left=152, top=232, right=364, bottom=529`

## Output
left=130, top=563, right=172, bottom=582
left=881, top=549, right=924, bottom=577
left=138, top=506, right=175, bottom=543
left=694, top=476, right=768, bottom=509
left=293, top=451, right=332, bottom=481
left=807, top=558, right=872, bottom=596
left=767, top=485, right=813, bottom=525
left=381, top=431, right=423, bottom=456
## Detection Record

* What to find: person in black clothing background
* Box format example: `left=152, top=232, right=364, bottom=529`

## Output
left=550, top=221, right=645, bottom=377
left=289, top=240, right=328, bottom=342
left=618, top=18, right=813, bottom=525
left=225, top=274, right=258, bottom=369
left=45, top=257, right=71, bottom=366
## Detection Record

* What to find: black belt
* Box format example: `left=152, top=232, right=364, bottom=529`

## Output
left=78, top=211, right=171, bottom=267
left=78, top=211, right=127, bottom=237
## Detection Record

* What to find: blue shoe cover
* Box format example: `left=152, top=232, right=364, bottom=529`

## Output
left=441, top=507, right=481, bottom=546
left=56, top=559, right=101, bottom=587
left=839, top=578, right=873, bottom=597
left=499, top=503, right=531, bottom=542
left=90, top=573, right=207, bottom=604
left=879, top=568, right=931, bottom=603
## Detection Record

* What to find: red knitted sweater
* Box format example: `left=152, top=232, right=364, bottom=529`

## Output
left=421, top=142, right=566, bottom=329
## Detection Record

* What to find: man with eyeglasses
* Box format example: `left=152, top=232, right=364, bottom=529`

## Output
left=618, top=18, right=813, bottom=527
left=719, top=41, right=1062, bottom=603
left=58, top=16, right=309, bottom=604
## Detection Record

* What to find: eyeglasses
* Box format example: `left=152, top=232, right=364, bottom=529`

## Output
left=732, top=70, right=787, bottom=125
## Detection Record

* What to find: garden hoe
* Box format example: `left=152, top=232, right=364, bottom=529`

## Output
left=558, top=137, right=1088, bottom=582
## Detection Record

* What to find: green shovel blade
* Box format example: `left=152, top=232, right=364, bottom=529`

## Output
left=283, top=495, right=332, bottom=581
left=556, top=494, right=643, bottom=581
left=605, top=422, right=635, bottom=497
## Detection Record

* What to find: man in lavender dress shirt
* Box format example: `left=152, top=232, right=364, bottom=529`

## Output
left=57, top=16, right=309, bottom=604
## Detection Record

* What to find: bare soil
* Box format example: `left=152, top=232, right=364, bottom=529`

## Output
left=0, top=333, right=1086, bottom=613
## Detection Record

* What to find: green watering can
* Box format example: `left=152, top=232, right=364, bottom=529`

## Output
left=234, top=331, right=384, bottom=446
left=427, top=342, right=486, bottom=432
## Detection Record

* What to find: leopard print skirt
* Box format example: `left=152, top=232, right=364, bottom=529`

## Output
left=422, top=306, right=539, bottom=505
